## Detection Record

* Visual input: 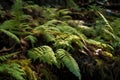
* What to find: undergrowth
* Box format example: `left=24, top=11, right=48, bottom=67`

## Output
left=0, top=0, right=120, bottom=80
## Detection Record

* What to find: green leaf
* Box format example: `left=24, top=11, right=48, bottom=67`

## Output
left=28, top=46, right=57, bottom=65
left=25, top=35, right=37, bottom=47
left=0, top=52, right=19, bottom=61
left=56, top=49, right=81, bottom=80
left=0, top=20, right=17, bottom=30
left=0, top=63, right=25, bottom=80
left=87, top=39, right=114, bottom=51
left=0, top=29, right=20, bottom=43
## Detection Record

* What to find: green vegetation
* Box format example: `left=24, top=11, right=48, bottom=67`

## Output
left=0, top=0, right=120, bottom=80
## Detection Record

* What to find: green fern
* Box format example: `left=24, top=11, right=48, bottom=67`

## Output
left=111, top=18, right=120, bottom=36
left=56, top=49, right=81, bottom=80
left=42, top=31, right=56, bottom=43
left=66, top=0, right=79, bottom=10
left=0, top=20, right=18, bottom=30
left=0, top=29, right=20, bottom=43
left=25, top=35, right=37, bottom=47
left=54, top=34, right=73, bottom=50
left=12, top=0, right=23, bottom=20
left=0, top=52, right=19, bottom=61
left=41, top=7, right=72, bottom=21
left=28, top=45, right=57, bottom=65
left=97, top=11, right=113, bottom=32
left=0, top=63, right=25, bottom=80
left=34, top=19, right=86, bottom=51
left=43, top=19, right=83, bottom=36
left=103, top=28, right=116, bottom=39
left=56, top=9, right=72, bottom=20
left=87, top=39, right=114, bottom=51
left=54, top=34, right=84, bottom=51
left=10, top=59, right=37, bottom=80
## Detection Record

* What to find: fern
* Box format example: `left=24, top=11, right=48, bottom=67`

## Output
left=0, top=20, right=18, bottom=30
left=54, top=34, right=84, bottom=51
left=0, top=52, right=19, bottom=61
left=111, top=18, right=120, bottom=36
left=34, top=19, right=86, bottom=38
left=42, top=31, right=56, bottom=43
left=24, top=66, right=37, bottom=80
left=41, top=7, right=71, bottom=21
left=97, top=11, right=113, bottom=32
left=54, top=34, right=73, bottom=50
left=66, top=0, right=79, bottom=10
left=28, top=45, right=57, bottom=65
left=25, top=35, right=37, bottom=47
left=87, top=39, right=114, bottom=51
left=43, top=19, right=82, bottom=36
left=56, top=9, right=72, bottom=20
left=0, top=29, right=20, bottom=43
left=12, top=0, right=23, bottom=20
left=34, top=19, right=85, bottom=51
left=56, top=49, right=81, bottom=80
left=11, top=59, right=37, bottom=80
left=0, top=63, right=25, bottom=80
left=103, top=28, right=116, bottom=39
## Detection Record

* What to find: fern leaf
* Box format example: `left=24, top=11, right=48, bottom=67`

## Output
left=103, top=28, right=116, bottom=39
left=54, top=34, right=84, bottom=50
left=28, top=46, right=57, bottom=65
left=42, top=31, right=55, bottom=43
left=0, top=29, right=20, bottom=43
left=0, top=52, right=19, bottom=61
left=97, top=11, right=113, bottom=32
left=87, top=39, right=114, bottom=51
left=25, top=35, right=37, bottom=47
left=12, top=0, right=23, bottom=20
left=0, top=63, right=25, bottom=80
left=12, top=60, right=37, bottom=80
left=66, top=0, right=79, bottom=10
left=0, top=20, right=18, bottom=30
left=24, top=66, right=37, bottom=80
left=57, top=9, right=71, bottom=15
left=56, top=49, right=81, bottom=80
left=54, top=34, right=73, bottom=50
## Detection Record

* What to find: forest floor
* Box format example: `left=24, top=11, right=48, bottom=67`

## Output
left=0, top=0, right=120, bottom=80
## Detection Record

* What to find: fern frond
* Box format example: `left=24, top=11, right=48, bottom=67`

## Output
left=66, top=0, right=79, bottom=10
left=12, top=0, right=23, bottom=20
left=54, top=33, right=73, bottom=50
left=44, top=19, right=61, bottom=26
left=42, top=7, right=57, bottom=20
left=57, top=9, right=71, bottom=15
left=11, top=59, right=37, bottom=80
left=42, top=31, right=55, bottom=43
left=28, top=46, right=57, bottom=65
left=56, top=49, right=81, bottom=80
left=54, top=34, right=84, bottom=51
left=0, top=63, right=25, bottom=80
left=103, top=28, right=116, bottom=39
left=0, top=20, right=17, bottom=30
left=56, top=9, right=72, bottom=20
left=56, top=24, right=80, bottom=35
left=0, top=52, right=19, bottom=61
left=97, top=11, right=113, bottom=32
left=25, top=35, right=37, bottom=47
left=0, top=29, right=20, bottom=43
left=24, top=66, right=37, bottom=80
left=87, top=39, right=114, bottom=51
left=34, top=19, right=86, bottom=38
